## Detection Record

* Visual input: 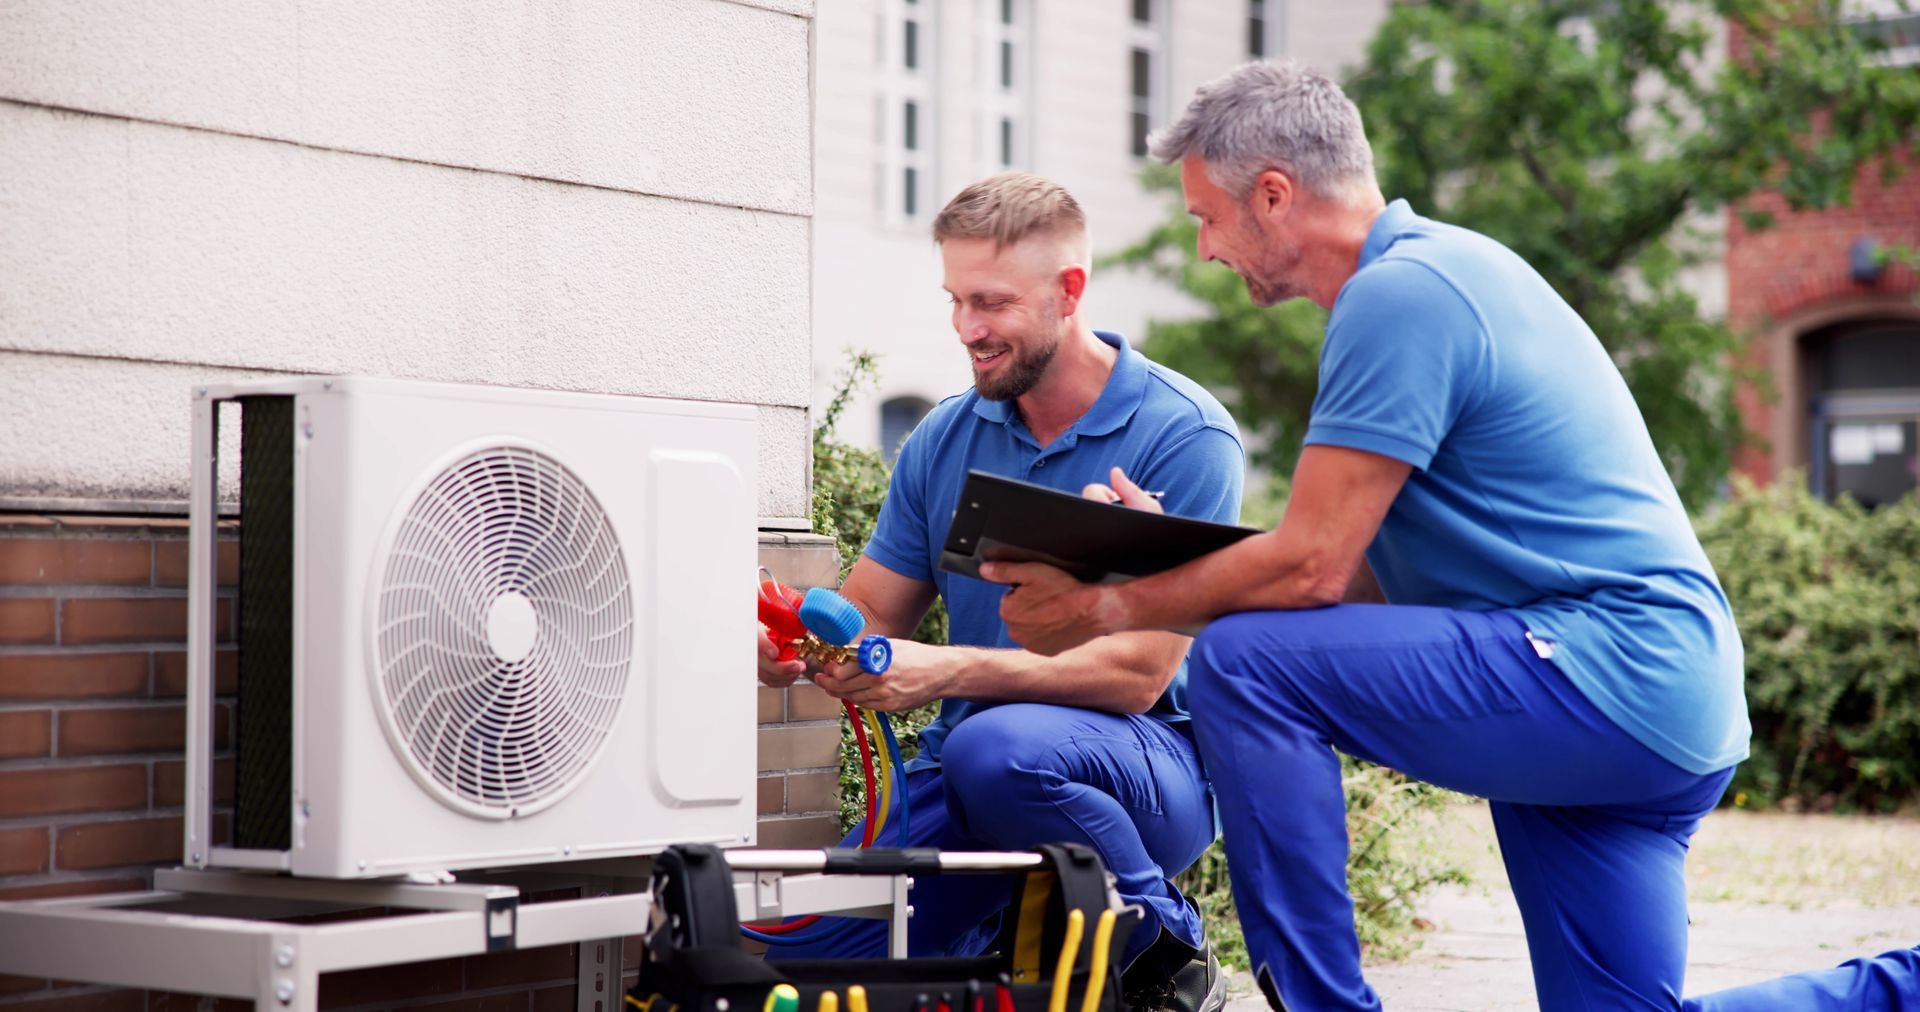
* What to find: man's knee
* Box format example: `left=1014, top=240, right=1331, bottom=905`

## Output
left=1190, top=613, right=1273, bottom=696
left=940, top=703, right=1063, bottom=799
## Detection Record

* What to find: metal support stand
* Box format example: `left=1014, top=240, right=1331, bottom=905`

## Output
left=0, top=850, right=995, bottom=1010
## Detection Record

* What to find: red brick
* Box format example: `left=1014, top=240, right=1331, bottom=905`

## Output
left=55, top=815, right=184, bottom=870
left=407, top=993, right=529, bottom=1012
left=153, top=757, right=236, bottom=807
left=0, top=652, right=149, bottom=700
left=151, top=538, right=240, bottom=588
left=152, top=649, right=237, bottom=696
left=60, top=597, right=233, bottom=646
left=0, top=973, right=48, bottom=994
left=0, top=826, right=50, bottom=875
left=0, top=709, right=53, bottom=758
left=147, top=992, right=251, bottom=1011
left=45, top=516, right=188, bottom=532
left=57, top=704, right=229, bottom=756
left=0, top=765, right=148, bottom=818
left=758, top=685, right=784, bottom=723
left=316, top=956, right=463, bottom=1009
left=787, top=771, right=838, bottom=815
left=0, top=597, right=57, bottom=645
left=463, top=942, right=577, bottom=989
left=0, top=538, right=151, bottom=586
left=787, top=683, right=844, bottom=722
left=0, top=876, right=147, bottom=901
left=0, top=988, right=147, bottom=1010
left=754, top=815, right=842, bottom=849
left=757, top=725, right=841, bottom=773
left=758, top=775, right=784, bottom=814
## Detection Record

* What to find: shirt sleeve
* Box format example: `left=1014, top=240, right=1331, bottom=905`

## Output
left=1305, top=258, right=1489, bottom=471
left=1133, top=424, right=1246, bottom=526
left=861, top=423, right=934, bottom=581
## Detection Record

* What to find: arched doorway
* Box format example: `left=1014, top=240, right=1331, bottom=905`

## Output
left=880, top=395, right=934, bottom=463
left=1805, top=317, right=1920, bottom=508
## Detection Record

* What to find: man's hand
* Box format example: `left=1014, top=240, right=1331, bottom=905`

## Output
left=757, top=626, right=807, bottom=688
left=980, top=560, right=1123, bottom=656
left=1081, top=466, right=1164, bottom=514
left=812, top=639, right=956, bottom=712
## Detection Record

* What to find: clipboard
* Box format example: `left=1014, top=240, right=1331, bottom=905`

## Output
left=938, top=470, right=1259, bottom=584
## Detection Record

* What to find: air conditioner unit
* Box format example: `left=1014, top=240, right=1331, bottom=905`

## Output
left=181, top=377, right=758, bottom=879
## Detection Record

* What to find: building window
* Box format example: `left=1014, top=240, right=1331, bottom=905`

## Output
left=979, top=0, right=1031, bottom=173
left=880, top=396, right=935, bottom=462
left=879, top=0, right=937, bottom=225
left=1844, top=0, right=1920, bottom=65
left=1129, top=0, right=1168, bottom=158
left=1248, top=0, right=1285, bottom=59
left=1806, top=319, right=1920, bottom=508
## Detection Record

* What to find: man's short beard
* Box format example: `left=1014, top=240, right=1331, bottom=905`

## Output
left=1240, top=211, right=1306, bottom=307
left=975, top=303, right=1063, bottom=402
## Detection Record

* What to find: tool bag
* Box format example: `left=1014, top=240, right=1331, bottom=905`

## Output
left=633, top=843, right=1138, bottom=1012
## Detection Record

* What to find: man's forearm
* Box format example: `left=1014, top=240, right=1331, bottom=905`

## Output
left=941, top=633, right=1187, bottom=714
left=1108, top=531, right=1351, bottom=635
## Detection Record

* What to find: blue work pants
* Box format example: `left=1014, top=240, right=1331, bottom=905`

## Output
left=1187, top=605, right=1912, bottom=1011
left=766, top=703, right=1215, bottom=968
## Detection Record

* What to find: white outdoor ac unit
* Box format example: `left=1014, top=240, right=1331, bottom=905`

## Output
left=181, top=377, right=758, bottom=879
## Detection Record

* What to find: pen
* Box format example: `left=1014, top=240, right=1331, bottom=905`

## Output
left=1106, top=491, right=1167, bottom=504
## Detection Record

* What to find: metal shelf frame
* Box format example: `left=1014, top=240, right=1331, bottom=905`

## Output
left=0, top=849, right=951, bottom=1012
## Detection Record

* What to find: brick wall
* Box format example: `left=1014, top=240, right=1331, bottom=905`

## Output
left=0, top=517, right=848, bottom=1009
left=1727, top=152, right=1920, bottom=484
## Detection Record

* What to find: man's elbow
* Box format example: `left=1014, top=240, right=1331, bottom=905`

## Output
left=1117, top=669, right=1175, bottom=714
left=1296, top=558, right=1352, bottom=609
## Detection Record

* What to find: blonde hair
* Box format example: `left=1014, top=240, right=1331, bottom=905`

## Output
left=932, top=172, right=1088, bottom=251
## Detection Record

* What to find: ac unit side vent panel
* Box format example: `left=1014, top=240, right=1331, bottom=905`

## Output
left=373, top=446, right=633, bottom=819
left=235, top=396, right=295, bottom=851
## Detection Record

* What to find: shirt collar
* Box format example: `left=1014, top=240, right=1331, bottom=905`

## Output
left=971, top=330, right=1146, bottom=438
left=1357, top=199, right=1417, bottom=272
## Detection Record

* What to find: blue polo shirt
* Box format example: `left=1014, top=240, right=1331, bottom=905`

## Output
left=865, top=330, right=1245, bottom=770
left=1306, top=200, right=1750, bottom=774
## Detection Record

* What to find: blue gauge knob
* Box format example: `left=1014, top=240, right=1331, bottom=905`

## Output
left=799, top=587, right=866, bottom=646
left=858, top=634, right=893, bottom=675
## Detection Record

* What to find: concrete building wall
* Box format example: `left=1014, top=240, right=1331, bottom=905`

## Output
left=0, top=0, right=814, bottom=523
left=817, top=0, right=1390, bottom=451
left=813, top=0, right=1391, bottom=452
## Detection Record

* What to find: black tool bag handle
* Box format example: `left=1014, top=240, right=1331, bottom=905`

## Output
left=990, top=843, right=1140, bottom=987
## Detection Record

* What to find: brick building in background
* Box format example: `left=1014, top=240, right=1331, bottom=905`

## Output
left=0, top=0, right=842, bottom=1007
left=1730, top=152, right=1920, bottom=506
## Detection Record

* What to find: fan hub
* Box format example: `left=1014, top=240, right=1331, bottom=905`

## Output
left=486, top=591, right=539, bottom=664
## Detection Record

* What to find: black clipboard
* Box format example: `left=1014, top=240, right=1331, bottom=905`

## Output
left=938, top=470, right=1259, bottom=584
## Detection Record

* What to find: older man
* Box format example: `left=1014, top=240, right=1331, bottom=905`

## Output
left=991, top=63, right=1920, bottom=1011
left=759, top=173, right=1242, bottom=1012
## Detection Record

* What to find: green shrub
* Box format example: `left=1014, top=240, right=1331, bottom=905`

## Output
left=1698, top=477, right=1920, bottom=812
left=811, top=353, right=944, bottom=832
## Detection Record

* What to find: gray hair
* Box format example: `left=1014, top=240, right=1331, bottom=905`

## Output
left=1149, top=61, right=1376, bottom=202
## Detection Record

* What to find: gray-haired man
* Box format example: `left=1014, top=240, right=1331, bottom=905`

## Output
left=990, top=61, right=1919, bottom=1010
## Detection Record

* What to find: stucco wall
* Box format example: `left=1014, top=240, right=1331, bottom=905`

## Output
left=0, top=0, right=814, bottom=522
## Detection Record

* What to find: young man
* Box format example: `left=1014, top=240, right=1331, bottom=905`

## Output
left=988, top=62, right=1918, bottom=1010
left=756, top=173, right=1243, bottom=1012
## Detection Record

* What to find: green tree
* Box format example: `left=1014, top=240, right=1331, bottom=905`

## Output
left=1115, top=0, right=1920, bottom=506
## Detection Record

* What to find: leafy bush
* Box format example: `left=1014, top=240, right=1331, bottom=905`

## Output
left=1698, top=477, right=1920, bottom=812
left=811, top=352, right=944, bottom=832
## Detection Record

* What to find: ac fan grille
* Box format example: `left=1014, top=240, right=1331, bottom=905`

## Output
left=375, top=446, right=632, bottom=818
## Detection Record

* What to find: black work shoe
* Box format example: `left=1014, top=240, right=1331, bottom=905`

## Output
left=1120, top=932, right=1226, bottom=1012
